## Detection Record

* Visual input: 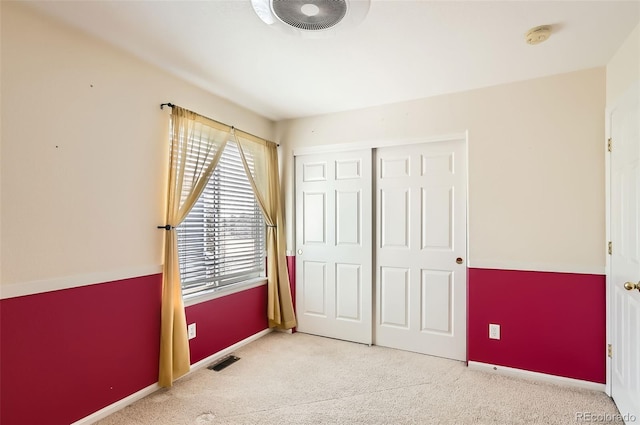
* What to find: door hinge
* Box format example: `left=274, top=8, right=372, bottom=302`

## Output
left=607, top=138, right=612, bottom=152
left=608, top=344, right=613, bottom=358
left=608, top=241, right=612, bottom=255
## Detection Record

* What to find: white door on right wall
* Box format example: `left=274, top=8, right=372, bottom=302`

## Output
left=375, top=140, right=467, bottom=361
left=610, top=85, right=640, bottom=423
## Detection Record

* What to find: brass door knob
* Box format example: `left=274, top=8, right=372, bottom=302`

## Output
left=624, top=281, right=640, bottom=291
left=456, top=257, right=464, bottom=264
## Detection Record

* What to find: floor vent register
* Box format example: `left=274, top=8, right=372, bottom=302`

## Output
left=208, top=355, right=240, bottom=372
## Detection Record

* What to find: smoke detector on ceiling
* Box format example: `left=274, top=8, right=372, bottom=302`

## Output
left=525, top=25, right=552, bottom=45
left=251, top=0, right=370, bottom=37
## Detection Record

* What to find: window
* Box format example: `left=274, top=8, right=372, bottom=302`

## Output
left=177, top=140, right=265, bottom=296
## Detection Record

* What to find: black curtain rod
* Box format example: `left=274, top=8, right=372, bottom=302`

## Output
left=160, top=102, right=279, bottom=147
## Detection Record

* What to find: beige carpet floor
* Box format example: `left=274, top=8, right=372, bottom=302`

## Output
left=98, top=332, right=620, bottom=424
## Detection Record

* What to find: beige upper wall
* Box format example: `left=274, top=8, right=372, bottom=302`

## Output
left=0, top=2, right=273, bottom=286
left=606, top=22, right=640, bottom=106
left=276, top=68, right=606, bottom=273
left=3, top=2, right=624, bottom=286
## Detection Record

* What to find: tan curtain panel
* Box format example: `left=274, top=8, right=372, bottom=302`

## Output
left=159, top=106, right=230, bottom=387
left=234, top=130, right=297, bottom=329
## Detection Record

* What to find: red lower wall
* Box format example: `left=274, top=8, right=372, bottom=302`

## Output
left=0, top=275, right=162, bottom=425
left=468, top=268, right=606, bottom=383
left=186, top=285, right=268, bottom=364
left=1, top=264, right=605, bottom=424
left=0, top=275, right=269, bottom=425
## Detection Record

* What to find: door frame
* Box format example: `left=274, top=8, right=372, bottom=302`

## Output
left=605, top=81, right=639, bottom=397
left=292, top=132, right=469, bottom=356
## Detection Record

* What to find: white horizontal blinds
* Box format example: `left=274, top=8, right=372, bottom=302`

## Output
left=177, top=140, right=266, bottom=295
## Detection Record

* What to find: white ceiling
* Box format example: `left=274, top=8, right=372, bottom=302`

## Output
left=24, top=1, right=640, bottom=121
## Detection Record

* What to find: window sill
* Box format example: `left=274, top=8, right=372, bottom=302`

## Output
left=182, top=277, right=268, bottom=308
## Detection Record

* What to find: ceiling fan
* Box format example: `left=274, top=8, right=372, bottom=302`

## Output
left=251, top=0, right=371, bottom=37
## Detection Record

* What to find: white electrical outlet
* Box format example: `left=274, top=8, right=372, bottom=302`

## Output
left=188, top=323, right=196, bottom=340
left=489, top=323, right=500, bottom=340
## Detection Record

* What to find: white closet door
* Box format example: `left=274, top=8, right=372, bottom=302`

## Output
left=375, top=140, right=467, bottom=361
left=295, top=150, right=373, bottom=344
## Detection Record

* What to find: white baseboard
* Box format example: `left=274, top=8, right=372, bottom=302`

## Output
left=72, top=328, right=272, bottom=425
left=467, top=361, right=606, bottom=392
